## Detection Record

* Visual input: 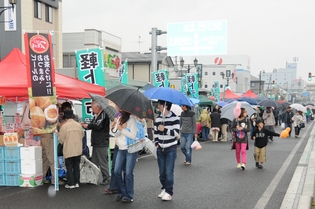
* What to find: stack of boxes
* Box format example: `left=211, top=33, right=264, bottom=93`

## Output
left=3, top=147, right=21, bottom=186
left=20, top=146, right=43, bottom=187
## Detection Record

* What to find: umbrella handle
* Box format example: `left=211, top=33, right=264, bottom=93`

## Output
left=111, top=116, right=121, bottom=133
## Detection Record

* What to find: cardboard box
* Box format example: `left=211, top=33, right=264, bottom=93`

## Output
left=20, top=146, right=42, bottom=160
left=0, top=135, right=4, bottom=146
left=21, top=159, right=42, bottom=174
left=20, top=173, right=43, bottom=187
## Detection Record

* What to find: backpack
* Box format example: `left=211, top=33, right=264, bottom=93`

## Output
left=126, top=119, right=145, bottom=146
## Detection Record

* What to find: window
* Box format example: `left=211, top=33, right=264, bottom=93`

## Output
left=205, top=72, right=208, bottom=75
left=212, top=72, right=216, bottom=75
left=220, top=85, right=223, bottom=88
left=251, top=82, right=255, bottom=87
left=34, top=1, right=42, bottom=19
left=45, top=5, right=53, bottom=23
left=205, top=84, right=208, bottom=88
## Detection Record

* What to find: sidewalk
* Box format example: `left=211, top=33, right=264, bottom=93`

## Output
left=280, top=123, right=315, bottom=209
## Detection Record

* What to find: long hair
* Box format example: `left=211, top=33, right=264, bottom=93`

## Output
left=238, top=108, right=246, bottom=118
left=120, top=111, right=131, bottom=125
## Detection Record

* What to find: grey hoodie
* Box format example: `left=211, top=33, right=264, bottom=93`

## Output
left=180, top=109, right=196, bottom=134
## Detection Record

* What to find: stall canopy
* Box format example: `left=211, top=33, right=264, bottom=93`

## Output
left=241, top=90, right=258, bottom=98
left=220, top=89, right=240, bottom=100
left=0, top=48, right=105, bottom=101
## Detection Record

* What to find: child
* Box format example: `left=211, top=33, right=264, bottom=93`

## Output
left=251, top=120, right=280, bottom=169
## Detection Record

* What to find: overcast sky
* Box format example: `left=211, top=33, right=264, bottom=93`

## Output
left=62, top=0, right=315, bottom=82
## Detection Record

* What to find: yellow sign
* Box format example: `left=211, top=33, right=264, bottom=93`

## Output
left=171, top=84, right=175, bottom=89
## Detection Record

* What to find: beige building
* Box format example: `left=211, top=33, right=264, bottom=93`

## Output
left=0, top=0, right=63, bottom=68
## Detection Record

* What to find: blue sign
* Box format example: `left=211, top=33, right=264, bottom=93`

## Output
left=167, top=20, right=227, bottom=56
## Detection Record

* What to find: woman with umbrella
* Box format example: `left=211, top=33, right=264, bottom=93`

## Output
left=112, top=110, right=140, bottom=203
left=154, top=100, right=180, bottom=201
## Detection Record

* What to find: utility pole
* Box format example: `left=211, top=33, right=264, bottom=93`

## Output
left=149, top=28, right=167, bottom=73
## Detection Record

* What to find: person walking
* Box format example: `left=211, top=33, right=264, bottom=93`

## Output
left=231, top=108, right=250, bottom=170
left=198, top=109, right=211, bottom=141
left=113, top=111, right=139, bottom=203
left=282, top=107, right=294, bottom=137
left=210, top=109, right=221, bottom=142
left=251, top=120, right=280, bottom=169
left=305, top=107, right=312, bottom=124
left=180, top=105, right=197, bottom=165
left=81, top=101, right=111, bottom=185
left=154, top=100, right=180, bottom=201
left=262, top=107, right=276, bottom=142
left=292, top=111, right=304, bottom=138
left=58, top=110, right=84, bottom=189
left=220, top=117, right=229, bottom=142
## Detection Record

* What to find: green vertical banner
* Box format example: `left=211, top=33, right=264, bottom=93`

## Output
left=214, top=81, right=220, bottom=101
left=152, top=70, right=170, bottom=87
left=181, top=76, right=187, bottom=95
left=118, top=59, right=128, bottom=84
left=186, top=73, right=199, bottom=98
left=76, top=48, right=105, bottom=123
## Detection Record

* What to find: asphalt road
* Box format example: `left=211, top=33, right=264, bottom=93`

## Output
left=0, top=123, right=312, bottom=209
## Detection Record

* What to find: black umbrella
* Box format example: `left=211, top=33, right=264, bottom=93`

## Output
left=258, top=100, right=279, bottom=108
left=89, top=93, right=118, bottom=121
left=276, top=101, right=291, bottom=110
left=105, top=86, right=154, bottom=120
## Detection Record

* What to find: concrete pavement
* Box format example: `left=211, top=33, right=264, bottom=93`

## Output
left=280, top=122, right=315, bottom=209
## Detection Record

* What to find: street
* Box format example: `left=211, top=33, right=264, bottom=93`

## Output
left=0, top=123, right=312, bottom=209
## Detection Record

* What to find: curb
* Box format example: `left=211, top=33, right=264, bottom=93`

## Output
left=280, top=124, right=315, bottom=209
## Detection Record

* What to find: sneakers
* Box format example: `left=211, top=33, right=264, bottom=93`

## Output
left=256, top=162, right=259, bottom=168
left=122, top=197, right=133, bottom=203
left=161, top=192, right=172, bottom=201
left=52, top=180, right=65, bottom=185
left=65, top=184, right=75, bottom=189
left=158, top=189, right=165, bottom=198
left=104, top=188, right=118, bottom=194
left=241, top=163, right=246, bottom=170
left=257, top=165, right=263, bottom=169
left=75, top=183, right=79, bottom=188
left=100, top=179, right=110, bottom=185
left=116, top=195, right=123, bottom=201
left=237, top=164, right=241, bottom=169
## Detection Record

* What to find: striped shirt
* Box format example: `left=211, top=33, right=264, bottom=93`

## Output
left=154, top=111, right=180, bottom=148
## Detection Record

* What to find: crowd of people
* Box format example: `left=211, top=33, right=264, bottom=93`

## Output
left=45, top=99, right=312, bottom=203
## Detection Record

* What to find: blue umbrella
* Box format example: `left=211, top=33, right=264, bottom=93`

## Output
left=189, top=97, right=200, bottom=105
left=143, top=87, right=192, bottom=106
left=216, top=101, right=227, bottom=107
left=237, top=97, right=258, bottom=105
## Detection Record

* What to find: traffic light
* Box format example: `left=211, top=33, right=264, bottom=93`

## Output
left=272, top=80, right=275, bottom=87
left=309, top=72, right=312, bottom=81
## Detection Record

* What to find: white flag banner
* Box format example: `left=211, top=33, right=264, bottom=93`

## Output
left=4, top=0, right=16, bottom=31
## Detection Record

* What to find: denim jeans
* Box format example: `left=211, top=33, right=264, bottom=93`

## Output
left=157, top=145, right=177, bottom=196
left=201, top=127, right=209, bottom=141
left=65, top=155, right=81, bottom=186
left=109, top=146, right=119, bottom=190
left=114, top=149, right=138, bottom=200
left=180, top=133, right=193, bottom=163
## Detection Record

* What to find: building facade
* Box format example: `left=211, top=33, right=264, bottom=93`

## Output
left=0, top=0, right=63, bottom=67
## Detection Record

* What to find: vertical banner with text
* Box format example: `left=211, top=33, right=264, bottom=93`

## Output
left=118, top=59, right=128, bottom=84
left=24, top=33, right=58, bottom=134
left=75, top=48, right=105, bottom=123
left=152, top=70, right=170, bottom=87
left=185, top=73, right=199, bottom=98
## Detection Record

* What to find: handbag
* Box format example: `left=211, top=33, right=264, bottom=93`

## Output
left=281, top=122, right=285, bottom=129
left=127, top=139, right=145, bottom=154
left=201, top=121, right=207, bottom=127
left=299, top=123, right=305, bottom=128
left=57, top=143, right=63, bottom=156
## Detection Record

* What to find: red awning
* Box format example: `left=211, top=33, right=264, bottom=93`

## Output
left=241, top=90, right=258, bottom=98
left=0, top=48, right=105, bottom=102
left=220, top=89, right=240, bottom=100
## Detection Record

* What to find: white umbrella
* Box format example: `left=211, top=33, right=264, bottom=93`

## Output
left=170, top=104, right=183, bottom=116
left=290, top=103, right=306, bottom=112
left=221, top=101, right=256, bottom=121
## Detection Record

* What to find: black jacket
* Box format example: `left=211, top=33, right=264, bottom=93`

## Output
left=87, top=110, right=110, bottom=147
left=210, top=112, right=221, bottom=128
left=251, top=128, right=280, bottom=148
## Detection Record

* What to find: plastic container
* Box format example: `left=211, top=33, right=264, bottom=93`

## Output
left=4, top=160, right=21, bottom=173
left=0, top=147, right=4, bottom=160
left=0, top=161, right=4, bottom=173
left=4, top=147, right=20, bottom=160
left=5, top=173, right=20, bottom=186
left=0, top=173, right=5, bottom=186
